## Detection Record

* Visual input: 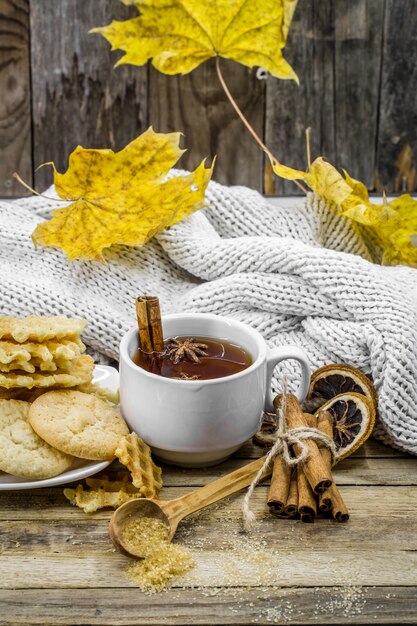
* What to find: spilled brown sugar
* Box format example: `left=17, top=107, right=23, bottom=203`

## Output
left=122, top=517, right=195, bottom=593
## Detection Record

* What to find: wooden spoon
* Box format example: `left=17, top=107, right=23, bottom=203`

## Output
left=109, top=454, right=270, bottom=558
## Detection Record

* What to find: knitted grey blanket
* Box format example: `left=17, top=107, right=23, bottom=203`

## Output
left=1, top=176, right=417, bottom=454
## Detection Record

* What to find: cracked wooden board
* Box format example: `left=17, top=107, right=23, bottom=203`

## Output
left=0, top=438, right=416, bottom=623
left=1, top=586, right=416, bottom=625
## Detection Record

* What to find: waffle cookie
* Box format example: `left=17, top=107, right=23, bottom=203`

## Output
left=115, top=432, right=163, bottom=499
left=0, top=355, right=94, bottom=389
left=0, top=316, right=86, bottom=343
left=0, top=338, right=85, bottom=370
left=64, top=473, right=141, bottom=513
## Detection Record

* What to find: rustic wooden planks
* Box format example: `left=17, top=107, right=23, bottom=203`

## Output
left=334, top=0, right=385, bottom=190
left=0, top=437, right=416, bottom=623
left=0, top=586, right=416, bottom=625
left=265, top=0, right=386, bottom=195
left=1, top=586, right=417, bottom=626
left=148, top=59, right=265, bottom=191
left=1, top=0, right=417, bottom=196
left=265, top=0, right=337, bottom=195
left=1, top=546, right=416, bottom=589
left=29, top=0, right=148, bottom=191
left=0, top=0, right=32, bottom=196
left=376, top=0, right=417, bottom=193
left=1, top=487, right=417, bottom=545
left=1, top=484, right=416, bottom=589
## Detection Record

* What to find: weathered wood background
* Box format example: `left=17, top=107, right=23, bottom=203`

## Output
left=1, top=0, right=416, bottom=197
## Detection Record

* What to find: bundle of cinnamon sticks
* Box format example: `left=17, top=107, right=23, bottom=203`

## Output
left=267, top=394, right=349, bottom=523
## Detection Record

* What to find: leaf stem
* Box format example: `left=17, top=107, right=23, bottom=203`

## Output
left=305, top=127, right=311, bottom=169
left=13, top=172, right=62, bottom=202
left=215, top=57, right=308, bottom=194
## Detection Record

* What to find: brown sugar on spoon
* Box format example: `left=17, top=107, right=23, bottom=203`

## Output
left=122, top=517, right=195, bottom=594
left=111, top=455, right=272, bottom=591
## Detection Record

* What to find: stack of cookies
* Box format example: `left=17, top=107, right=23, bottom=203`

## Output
left=0, top=314, right=120, bottom=480
left=0, top=315, right=94, bottom=396
left=0, top=314, right=163, bottom=510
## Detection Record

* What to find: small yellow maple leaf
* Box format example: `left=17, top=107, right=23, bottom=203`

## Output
left=270, top=155, right=417, bottom=267
left=92, top=0, right=298, bottom=81
left=32, top=128, right=214, bottom=261
left=375, top=195, right=417, bottom=266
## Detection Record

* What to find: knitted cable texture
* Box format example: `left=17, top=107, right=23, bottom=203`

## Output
left=1, top=174, right=417, bottom=454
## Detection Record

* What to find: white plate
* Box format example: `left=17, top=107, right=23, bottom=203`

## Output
left=0, top=364, right=119, bottom=491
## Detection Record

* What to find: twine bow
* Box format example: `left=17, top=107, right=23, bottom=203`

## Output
left=242, top=379, right=337, bottom=531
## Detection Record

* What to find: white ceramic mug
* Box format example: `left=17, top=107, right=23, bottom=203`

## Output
left=119, top=313, right=310, bottom=467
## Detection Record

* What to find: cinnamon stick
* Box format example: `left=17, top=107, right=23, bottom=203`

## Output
left=136, top=296, right=165, bottom=374
left=274, top=394, right=333, bottom=495
left=318, top=491, right=332, bottom=513
left=297, top=465, right=317, bottom=523
left=328, top=485, right=349, bottom=522
left=136, top=296, right=153, bottom=354
left=303, top=413, right=317, bottom=429
left=267, top=454, right=291, bottom=514
left=284, top=469, right=298, bottom=516
left=301, top=413, right=322, bottom=518
left=145, top=297, right=165, bottom=353
left=316, top=410, right=349, bottom=522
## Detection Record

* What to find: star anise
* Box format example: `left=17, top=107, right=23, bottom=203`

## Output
left=165, top=338, right=208, bottom=364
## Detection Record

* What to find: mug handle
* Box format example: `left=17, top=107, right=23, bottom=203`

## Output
left=264, top=346, right=311, bottom=412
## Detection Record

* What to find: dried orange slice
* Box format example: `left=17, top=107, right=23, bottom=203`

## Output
left=315, top=392, right=376, bottom=460
left=253, top=412, right=277, bottom=447
left=305, top=364, right=377, bottom=413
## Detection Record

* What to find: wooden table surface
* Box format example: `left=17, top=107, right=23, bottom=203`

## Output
left=1, top=437, right=416, bottom=625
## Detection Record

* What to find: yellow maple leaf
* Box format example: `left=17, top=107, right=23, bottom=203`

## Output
left=375, top=195, right=417, bottom=266
left=270, top=156, right=417, bottom=267
left=32, top=128, right=214, bottom=261
left=92, top=0, right=298, bottom=81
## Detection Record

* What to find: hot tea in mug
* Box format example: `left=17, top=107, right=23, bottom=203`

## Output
left=133, top=335, right=253, bottom=380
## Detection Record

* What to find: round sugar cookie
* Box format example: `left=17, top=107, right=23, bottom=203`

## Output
left=0, top=399, right=74, bottom=479
left=29, top=390, right=129, bottom=461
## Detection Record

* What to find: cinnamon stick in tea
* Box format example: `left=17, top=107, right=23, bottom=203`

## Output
left=316, top=410, right=349, bottom=522
left=267, top=454, right=291, bottom=514
left=136, top=296, right=154, bottom=354
left=284, top=469, right=298, bottom=516
left=297, top=464, right=317, bottom=523
left=136, top=296, right=165, bottom=353
left=146, top=297, right=164, bottom=353
left=136, top=296, right=165, bottom=374
left=274, top=394, right=333, bottom=495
